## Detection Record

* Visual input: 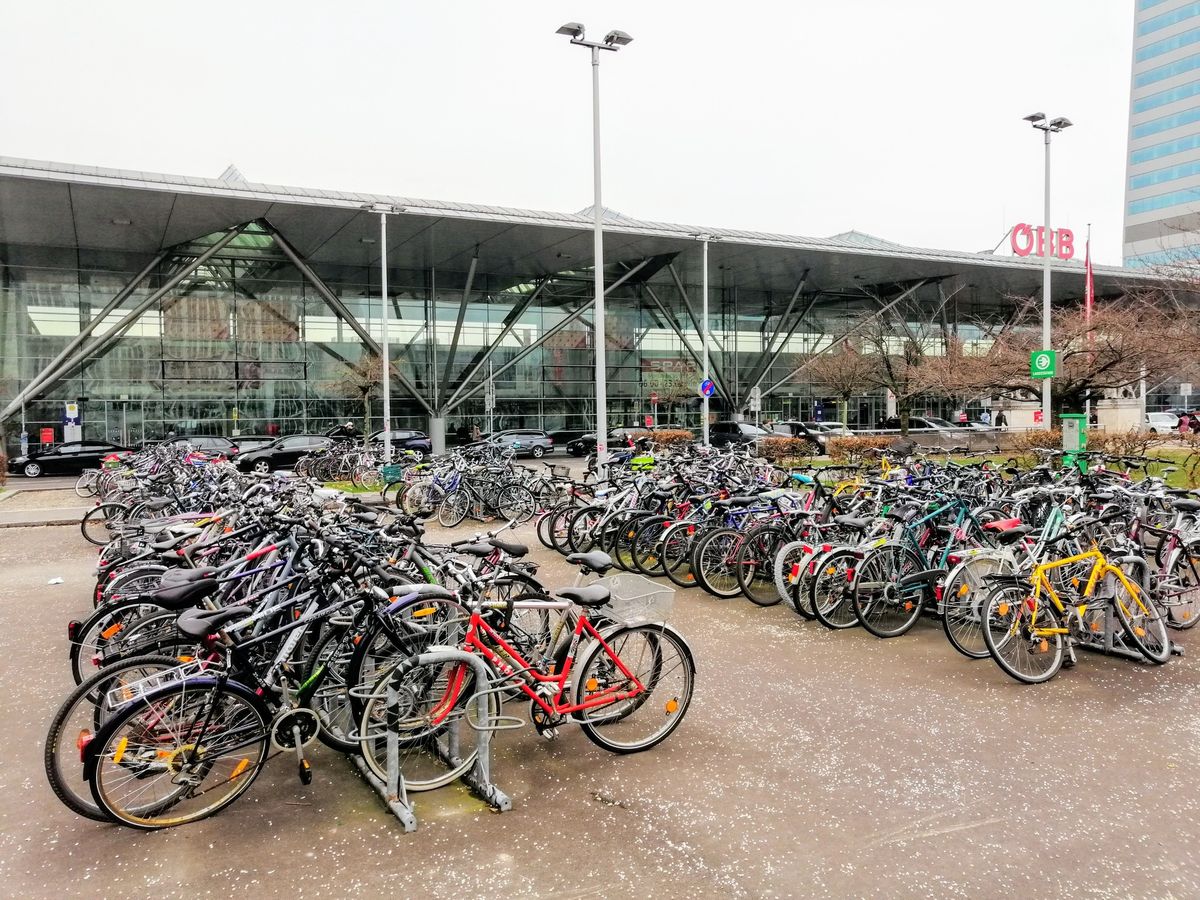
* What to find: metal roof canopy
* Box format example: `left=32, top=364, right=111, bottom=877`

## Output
left=0, top=155, right=1159, bottom=301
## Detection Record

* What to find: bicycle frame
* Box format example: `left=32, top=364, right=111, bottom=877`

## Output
left=1023, top=548, right=1147, bottom=636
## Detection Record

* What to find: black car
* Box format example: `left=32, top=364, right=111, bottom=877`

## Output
left=709, top=421, right=771, bottom=448
left=566, top=428, right=641, bottom=456
left=166, top=436, right=239, bottom=456
left=368, top=429, right=433, bottom=457
left=8, top=440, right=131, bottom=478
left=769, top=421, right=826, bottom=453
left=233, top=434, right=332, bottom=474
left=230, top=435, right=276, bottom=452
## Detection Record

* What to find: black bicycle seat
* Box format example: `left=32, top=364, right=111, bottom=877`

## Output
left=151, top=578, right=221, bottom=610
left=459, top=542, right=495, bottom=558
left=994, top=524, right=1035, bottom=545
left=176, top=605, right=251, bottom=640
left=491, top=536, right=528, bottom=558
left=566, top=551, right=613, bottom=575
left=556, top=585, right=611, bottom=608
left=1173, top=499, right=1200, bottom=513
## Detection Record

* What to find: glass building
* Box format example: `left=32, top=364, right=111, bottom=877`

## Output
left=1124, top=0, right=1200, bottom=266
left=0, top=156, right=1146, bottom=453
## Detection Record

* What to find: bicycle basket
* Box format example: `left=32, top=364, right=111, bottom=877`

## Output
left=547, top=464, right=571, bottom=479
left=592, top=572, right=674, bottom=625
left=380, top=464, right=405, bottom=484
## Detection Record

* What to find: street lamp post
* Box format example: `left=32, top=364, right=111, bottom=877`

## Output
left=365, top=203, right=397, bottom=460
left=1024, top=112, right=1072, bottom=427
left=699, top=234, right=711, bottom=446
left=557, top=22, right=632, bottom=480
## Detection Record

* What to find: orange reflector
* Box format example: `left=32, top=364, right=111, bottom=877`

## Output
left=1135, top=626, right=1146, bottom=637
left=76, top=729, right=92, bottom=751
left=904, top=601, right=913, bottom=611
left=825, top=566, right=836, bottom=576
left=665, top=698, right=679, bottom=714
left=100, top=622, right=124, bottom=640
left=1038, top=639, right=1049, bottom=653
left=231, top=758, right=250, bottom=780
left=998, top=603, right=1009, bottom=616
left=586, top=678, right=599, bottom=692
left=1072, top=577, right=1080, bottom=588
left=157, top=749, right=173, bottom=758
left=177, top=655, right=193, bottom=663
left=628, top=530, right=636, bottom=538
left=685, top=574, right=694, bottom=582
left=412, top=607, right=436, bottom=618
left=353, top=634, right=362, bottom=645
left=1090, top=621, right=1101, bottom=632
left=647, top=557, right=657, bottom=566
left=112, top=736, right=128, bottom=765
left=957, top=584, right=970, bottom=597
left=1185, top=612, right=1192, bottom=620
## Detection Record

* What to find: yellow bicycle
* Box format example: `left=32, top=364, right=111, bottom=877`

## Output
left=981, top=546, right=1171, bottom=684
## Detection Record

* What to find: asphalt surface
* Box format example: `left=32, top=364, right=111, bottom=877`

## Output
left=1, top=519, right=1199, bottom=898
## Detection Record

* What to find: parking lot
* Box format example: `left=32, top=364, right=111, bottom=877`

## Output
left=2, top=514, right=1199, bottom=898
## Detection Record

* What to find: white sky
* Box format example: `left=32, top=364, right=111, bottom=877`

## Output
left=1, top=0, right=1134, bottom=263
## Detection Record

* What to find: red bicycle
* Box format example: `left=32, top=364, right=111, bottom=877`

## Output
left=356, top=570, right=695, bottom=787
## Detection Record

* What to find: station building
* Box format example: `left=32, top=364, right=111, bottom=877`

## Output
left=0, top=156, right=1155, bottom=452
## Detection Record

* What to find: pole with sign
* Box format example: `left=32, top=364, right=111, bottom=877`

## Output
left=649, top=390, right=658, bottom=427
left=1030, top=350, right=1056, bottom=379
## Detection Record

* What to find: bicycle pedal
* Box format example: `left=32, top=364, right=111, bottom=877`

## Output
left=539, top=727, right=559, bottom=741
left=298, top=758, right=313, bottom=785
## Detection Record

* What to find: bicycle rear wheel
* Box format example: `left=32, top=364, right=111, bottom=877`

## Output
left=81, top=503, right=130, bottom=546
left=1110, top=572, right=1171, bottom=664
left=941, top=555, right=1006, bottom=658
left=692, top=528, right=743, bottom=598
left=809, top=548, right=861, bottom=629
left=850, top=543, right=926, bottom=638
left=574, top=625, right=694, bottom=753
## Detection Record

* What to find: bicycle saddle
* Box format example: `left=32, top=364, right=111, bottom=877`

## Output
left=566, top=551, right=613, bottom=575
left=385, top=583, right=456, bottom=601
left=159, top=566, right=219, bottom=586
left=458, top=542, right=495, bottom=558
left=176, top=604, right=251, bottom=640
left=1172, top=499, right=1200, bottom=513
left=556, top=585, right=611, bottom=608
left=832, top=515, right=871, bottom=530
left=993, top=524, right=1035, bottom=545
left=151, top=577, right=221, bottom=609
left=139, top=498, right=176, bottom=511
left=491, top=536, right=528, bottom=558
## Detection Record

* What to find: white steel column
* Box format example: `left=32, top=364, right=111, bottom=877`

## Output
left=1041, top=128, right=1052, bottom=427
left=701, top=236, right=710, bottom=446
left=379, top=211, right=392, bottom=459
left=590, top=43, right=609, bottom=479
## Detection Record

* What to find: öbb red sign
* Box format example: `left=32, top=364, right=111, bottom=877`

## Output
left=1011, top=224, right=1074, bottom=260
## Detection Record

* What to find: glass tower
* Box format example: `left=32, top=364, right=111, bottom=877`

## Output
left=1124, top=0, right=1200, bottom=266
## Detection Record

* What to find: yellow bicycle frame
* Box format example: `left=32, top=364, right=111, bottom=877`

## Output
left=1014, top=547, right=1149, bottom=637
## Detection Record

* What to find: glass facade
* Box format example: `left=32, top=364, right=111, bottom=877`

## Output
left=0, top=218, right=1023, bottom=452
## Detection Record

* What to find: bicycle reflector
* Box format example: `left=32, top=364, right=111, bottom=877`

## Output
left=67, top=620, right=81, bottom=642
left=77, top=730, right=93, bottom=762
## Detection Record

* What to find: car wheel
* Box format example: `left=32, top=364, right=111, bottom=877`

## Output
left=1150, top=427, right=1159, bottom=433
left=531, top=446, right=546, bottom=458
left=23, top=462, right=41, bottom=478
left=409, top=450, right=425, bottom=462
left=252, top=460, right=271, bottom=474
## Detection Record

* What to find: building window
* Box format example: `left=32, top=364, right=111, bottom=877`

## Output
left=1132, top=105, right=1200, bottom=139
left=1127, top=187, right=1200, bottom=215
left=1135, top=50, right=1200, bottom=88
left=1129, top=158, right=1200, bottom=189
left=1130, top=132, right=1200, bottom=164
left=1133, top=78, right=1200, bottom=113
left=1137, top=25, right=1200, bottom=62
left=1139, top=1, right=1200, bottom=36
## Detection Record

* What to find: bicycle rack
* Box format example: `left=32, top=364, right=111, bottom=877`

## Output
left=348, top=647, right=513, bottom=832
left=1073, top=600, right=1184, bottom=662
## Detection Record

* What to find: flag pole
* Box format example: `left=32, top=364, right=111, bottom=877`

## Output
left=1084, top=223, right=1093, bottom=424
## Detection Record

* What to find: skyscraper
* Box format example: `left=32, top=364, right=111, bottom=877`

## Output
left=1124, top=0, right=1200, bottom=266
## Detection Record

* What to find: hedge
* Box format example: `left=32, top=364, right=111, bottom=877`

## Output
left=825, top=435, right=895, bottom=462
left=630, top=429, right=695, bottom=447
left=755, top=436, right=816, bottom=464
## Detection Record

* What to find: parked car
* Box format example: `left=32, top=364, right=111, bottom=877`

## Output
left=166, top=435, right=239, bottom=456
left=709, top=420, right=771, bottom=448
left=804, top=421, right=853, bottom=437
left=566, top=428, right=641, bottom=456
left=233, top=434, right=332, bottom=474
left=1146, top=412, right=1180, bottom=433
left=230, top=435, right=276, bottom=452
left=8, top=440, right=131, bottom=478
left=368, top=429, right=433, bottom=456
left=549, top=429, right=588, bottom=446
left=769, top=421, right=826, bottom=453
left=487, top=429, right=554, bottom=458
left=877, top=416, right=958, bottom=432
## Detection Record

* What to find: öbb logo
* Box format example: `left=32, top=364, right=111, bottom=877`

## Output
left=1010, top=223, right=1074, bottom=260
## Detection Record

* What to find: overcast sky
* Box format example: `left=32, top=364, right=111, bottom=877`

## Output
left=1, top=1, right=1134, bottom=263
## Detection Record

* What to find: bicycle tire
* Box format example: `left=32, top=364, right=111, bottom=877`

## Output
left=735, top=525, right=786, bottom=607
left=850, top=543, right=927, bottom=638
left=981, top=584, right=1064, bottom=684
left=80, top=503, right=130, bottom=546
left=809, top=547, right=861, bottom=629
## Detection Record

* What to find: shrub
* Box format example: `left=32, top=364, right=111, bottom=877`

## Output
left=1093, top=429, right=1158, bottom=459
left=755, top=436, right=815, bottom=465
left=631, top=429, right=694, bottom=448
left=825, top=435, right=894, bottom=462
left=0, top=454, right=5, bottom=486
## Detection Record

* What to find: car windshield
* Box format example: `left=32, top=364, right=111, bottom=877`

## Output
left=739, top=423, right=769, bottom=436
left=924, top=417, right=954, bottom=429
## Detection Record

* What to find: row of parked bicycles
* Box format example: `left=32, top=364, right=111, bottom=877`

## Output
left=535, top=444, right=1199, bottom=684
left=49, top=445, right=695, bottom=829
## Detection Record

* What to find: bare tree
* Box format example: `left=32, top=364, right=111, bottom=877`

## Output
left=807, top=342, right=875, bottom=426
left=324, top=353, right=393, bottom=433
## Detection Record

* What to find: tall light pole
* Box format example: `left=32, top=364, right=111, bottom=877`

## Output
left=365, top=203, right=397, bottom=459
left=557, top=22, right=632, bottom=480
left=1024, top=112, right=1072, bottom=426
left=699, top=234, right=712, bottom=446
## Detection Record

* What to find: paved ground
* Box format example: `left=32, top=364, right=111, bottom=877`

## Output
left=1, top=519, right=1199, bottom=899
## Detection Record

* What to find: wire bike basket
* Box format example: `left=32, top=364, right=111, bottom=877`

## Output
left=593, top=573, right=674, bottom=625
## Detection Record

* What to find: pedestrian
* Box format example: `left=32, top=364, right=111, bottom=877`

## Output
left=470, top=422, right=481, bottom=442
left=994, top=410, right=1008, bottom=430
left=1088, top=410, right=1098, bottom=427
left=957, top=409, right=968, bottom=424
left=1192, top=414, right=1200, bottom=436
left=1180, top=413, right=1191, bottom=439
left=979, top=410, right=991, bottom=426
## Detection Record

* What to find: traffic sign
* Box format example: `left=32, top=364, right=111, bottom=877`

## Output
left=1183, top=382, right=1193, bottom=398
left=748, top=385, right=762, bottom=413
left=698, top=379, right=716, bottom=398
left=649, top=391, right=659, bottom=404
left=1030, top=350, right=1056, bottom=379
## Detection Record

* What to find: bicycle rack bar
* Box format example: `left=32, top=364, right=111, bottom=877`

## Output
left=1073, top=602, right=1183, bottom=662
left=417, top=647, right=512, bottom=812
left=349, top=674, right=418, bottom=832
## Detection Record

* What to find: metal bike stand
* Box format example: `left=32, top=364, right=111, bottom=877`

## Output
left=418, top=647, right=517, bottom=813
left=349, top=678, right=418, bottom=832
left=349, top=647, right=516, bottom=831
left=1074, top=603, right=1184, bottom=662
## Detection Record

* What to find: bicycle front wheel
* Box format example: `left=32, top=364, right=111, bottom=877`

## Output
left=850, top=543, right=926, bottom=638
left=89, top=678, right=270, bottom=829
left=574, top=624, right=695, bottom=753
left=981, top=585, right=1064, bottom=684
left=1109, top=571, right=1171, bottom=664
